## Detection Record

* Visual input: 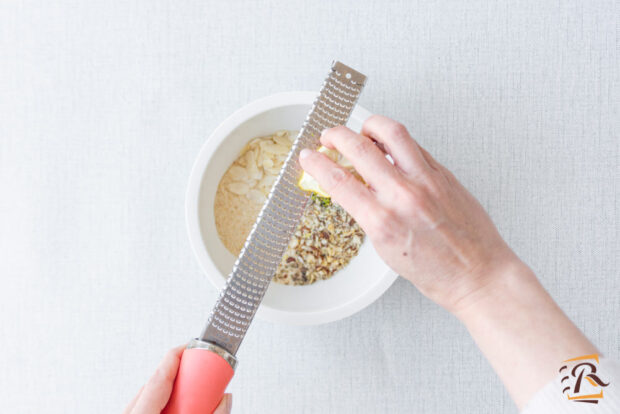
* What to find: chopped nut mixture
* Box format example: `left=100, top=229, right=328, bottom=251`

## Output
left=214, top=130, right=365, bottom=286
left=274, top=195, right=365, bottom=285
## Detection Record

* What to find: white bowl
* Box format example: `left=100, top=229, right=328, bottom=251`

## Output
left=186, top=91, right=398, bottom=325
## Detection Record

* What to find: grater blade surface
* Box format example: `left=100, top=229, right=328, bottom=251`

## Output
left=201, top=62, right=367, bottom=355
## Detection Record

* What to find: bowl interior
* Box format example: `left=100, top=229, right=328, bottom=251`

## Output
left=196, top=99, right=394, bottom=318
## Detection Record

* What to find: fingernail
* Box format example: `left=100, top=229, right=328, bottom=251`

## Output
left=299, top=148, right=312, bottom=159
left=321, top=128, right=329, bottom=137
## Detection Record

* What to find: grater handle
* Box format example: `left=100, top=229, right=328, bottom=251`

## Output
left=162, top=343, right=235, bottom=414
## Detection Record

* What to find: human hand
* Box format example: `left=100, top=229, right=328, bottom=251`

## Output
left=299, top=115, right=598, bottom=408
left=299, top=115, right=520, bottom=313
left=123, top=345, right=232, bottom=414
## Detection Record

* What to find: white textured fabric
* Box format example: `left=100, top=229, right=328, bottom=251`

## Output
left=522, top=359, right=620, bottom=413
left=0, top=1, right=618, bottom=413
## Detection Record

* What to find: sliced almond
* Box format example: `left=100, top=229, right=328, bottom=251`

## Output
left=247, top=189, right=266, bottom=204
left=258, top=174, right=277, bottom=189
left=228, top=165, right=248, bottom=181
left=258, top=174, right=278, bottom=187
left=239, top=145, right=250, bottom=156
left=247, top=161, right=263, bottom=181
left=262, top=157, right=274, bottom=169
left=262, top=143, right=289, bottom=155
left=227, top=182, right=250, bottom=195
left=275, top=154, right=287, bottom=164
left=265, top=166, right=281, bottom=176
left=243, top=148, right=256, bottom=165
left=273, top=134, right=292, bottom=148
left=248, top=137, right=262, bottom=147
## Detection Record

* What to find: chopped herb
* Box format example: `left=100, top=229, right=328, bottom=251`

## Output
left=311, top=192, right=331, bottom=207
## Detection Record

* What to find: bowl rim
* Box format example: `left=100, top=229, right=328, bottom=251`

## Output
left=185, top=91, right=398, bottom=325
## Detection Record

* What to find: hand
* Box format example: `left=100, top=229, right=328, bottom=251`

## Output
left=123, top=345, right=232, bottom=414
left=300, top=115, right=597, bottom=408
left=299, top=115, right=519, bottom=313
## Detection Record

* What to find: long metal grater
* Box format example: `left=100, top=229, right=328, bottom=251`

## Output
left=163, top=61, right=367, bottom=414
left=201, top=62, right=367, bottom=354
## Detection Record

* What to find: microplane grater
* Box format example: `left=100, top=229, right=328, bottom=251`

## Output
left=163, top=61, right=366, bottom=414
left=202, top=62, right=367, bottom=354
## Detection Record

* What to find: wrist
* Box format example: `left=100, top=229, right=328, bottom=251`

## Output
left=450, top=256, right=539, bottom=320
left=451, top=257, right=597, bottom=408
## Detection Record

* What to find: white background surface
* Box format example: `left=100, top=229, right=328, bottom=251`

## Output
left=0, top=1, right=618, bottom=413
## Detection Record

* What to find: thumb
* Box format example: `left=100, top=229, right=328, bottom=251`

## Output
left=213, top=393, right=232, bottom=414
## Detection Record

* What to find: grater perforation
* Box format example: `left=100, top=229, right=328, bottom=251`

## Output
left=314, top=103, right=348, bottom=123
left=200, top=61, right=366, bottom=354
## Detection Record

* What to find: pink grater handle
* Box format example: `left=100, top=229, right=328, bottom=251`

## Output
left=162, top=341, right=235, bottom=414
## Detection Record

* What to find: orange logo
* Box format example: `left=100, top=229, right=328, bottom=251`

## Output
left=560, top=354, right=610, bottom=404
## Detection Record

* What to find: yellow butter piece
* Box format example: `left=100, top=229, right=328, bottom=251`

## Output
left=297, top=146, right=357, bottom=198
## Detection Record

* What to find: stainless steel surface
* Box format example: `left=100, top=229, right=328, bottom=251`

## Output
left=200, top=61, right=367, bottom=355
left=187, top=338, right=238, bottom=370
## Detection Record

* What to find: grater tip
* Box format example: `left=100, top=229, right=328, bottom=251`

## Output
left=332, top=61, right=367, bottom=86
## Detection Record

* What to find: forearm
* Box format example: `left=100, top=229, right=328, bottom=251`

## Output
left=454, top=260, right=597, bottom=409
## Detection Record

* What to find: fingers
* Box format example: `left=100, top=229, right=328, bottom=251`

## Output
left=123, top=386, right=144, bottom=414
left=131, top=345, right=185, bottom=414
left=361, top=115, right=430, bottom=177
left=213, top=394, right=233, bottom=414
left=320, top=126, right=401, bottom=190
left=299, top=149, right=379, bottom=228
